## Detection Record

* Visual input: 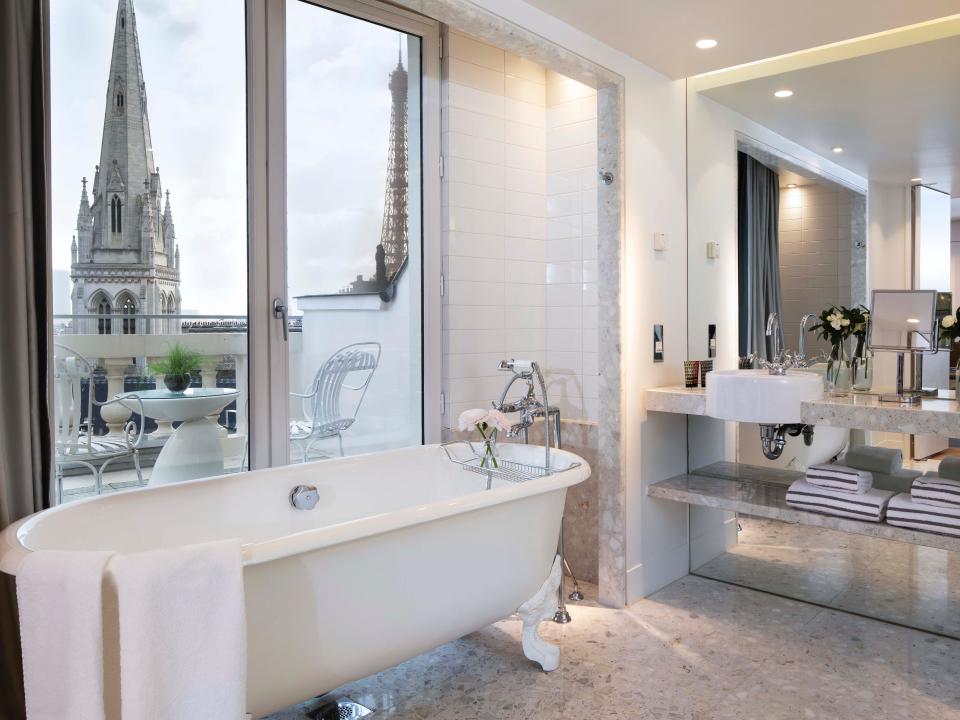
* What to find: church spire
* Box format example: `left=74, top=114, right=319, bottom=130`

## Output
left=76, top=177, right=94, bottom=262
left=163, top=189, right=176, bottom=258
left=79, top=176, right=90, bottom=213
left=93, top=0, right=156, bottom=250
left=70, top=0, right=181, bottom=332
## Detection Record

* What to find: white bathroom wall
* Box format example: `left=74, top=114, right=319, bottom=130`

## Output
left=545, top=71, right=599, bottom=422
left=441, top=30, right=599, bottom=424
left=442, top=30, right=548, bottom=420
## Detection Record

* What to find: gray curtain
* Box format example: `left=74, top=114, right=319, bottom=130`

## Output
left=0, top=0, right=52, bottom=716
left=738, top=152, right=783, bottom=360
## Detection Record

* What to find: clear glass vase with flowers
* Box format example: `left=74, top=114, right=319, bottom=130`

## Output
left=809, top=305, right=870, bottom=395
left=458, top=408, right=511, bottom=469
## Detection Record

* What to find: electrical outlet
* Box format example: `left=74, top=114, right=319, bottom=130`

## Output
left=654, top=232, right=668, bottom=252
left=708, top=324, right=717, bottom=359
left=653, top=324, right=664, bottom=363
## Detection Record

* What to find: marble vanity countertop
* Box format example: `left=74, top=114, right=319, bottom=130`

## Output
left=649, top=463, right=960, bottom=553
left=801, top=391, right=960, bottom=435
left=646, top=386, right=706, bottom=415
left=646, top=384, right=960, bottom=435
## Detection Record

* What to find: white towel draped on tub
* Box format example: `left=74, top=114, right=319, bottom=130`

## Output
left=16, top=550, right=113, bottom=720
left=786, top=479, right=893, bottom=522
left=109, top=538, right=247, bottom=720
left=805, top=464, right=873, bottom=493
left=16, top=540, right=246, bottom=720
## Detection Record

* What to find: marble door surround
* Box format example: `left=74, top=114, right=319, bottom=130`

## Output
left=391, top=0, right=628, bottom=606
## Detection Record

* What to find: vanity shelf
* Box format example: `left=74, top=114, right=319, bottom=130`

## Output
left=649, top=461, right=960, bottom=554
left=646, top=386, right=706, bottom=415
left=646, top=385, right=960, bottom=435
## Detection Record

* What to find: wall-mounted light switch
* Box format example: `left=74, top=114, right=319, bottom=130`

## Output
left=708, top=324, right=717, bottom=358
left=654, top=232, right=668, bottom=252
left=653, top=324, right=664, bottom=363
left=706, top=242, right=720, bottom=259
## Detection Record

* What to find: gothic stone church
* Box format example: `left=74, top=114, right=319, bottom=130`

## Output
left=70, top=0, right=180, bottom=335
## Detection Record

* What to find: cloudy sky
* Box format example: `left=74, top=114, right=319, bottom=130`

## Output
left=51, top=0, right=409, bottom=315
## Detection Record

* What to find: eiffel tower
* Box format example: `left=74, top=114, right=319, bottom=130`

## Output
left=378, top=47, right=409, bottom=285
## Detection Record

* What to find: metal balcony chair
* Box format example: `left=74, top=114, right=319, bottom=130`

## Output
left=289, top=342, right=381, bottom=462
left=53, top=344, right=147, bottom=503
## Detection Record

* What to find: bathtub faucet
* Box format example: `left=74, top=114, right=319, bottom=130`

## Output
left=495, top=359, right=552, bottom=472
left=501, top=379, right=544, bottom=438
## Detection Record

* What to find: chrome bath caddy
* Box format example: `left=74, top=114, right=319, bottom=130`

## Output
left=441, top=440, right=579, bottom=484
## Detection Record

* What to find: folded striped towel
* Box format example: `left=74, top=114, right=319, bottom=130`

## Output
left=785, top=479, right=893, bottom=522
left=805, top=463, right=872, bottom=493
left=887, top=492, right=960, bottom=536
left=911, top=474, right=960, bottom=508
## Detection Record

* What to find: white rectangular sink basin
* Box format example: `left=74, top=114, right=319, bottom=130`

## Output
left=704, top=369, right=823, bottom=424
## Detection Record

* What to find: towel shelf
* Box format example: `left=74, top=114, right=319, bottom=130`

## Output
left=649, top=461, right=960, bottom=554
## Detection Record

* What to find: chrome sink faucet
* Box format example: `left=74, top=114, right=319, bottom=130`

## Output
left=754, top=312, right=827, bottom=375
left=798, top=313, right=819, bottom=361
left=766, top=312, right=784, bottom=362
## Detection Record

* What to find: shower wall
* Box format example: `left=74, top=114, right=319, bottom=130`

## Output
left=545, top=71, right=600, bottom=423
left=440, top=28, right=600, bottom=582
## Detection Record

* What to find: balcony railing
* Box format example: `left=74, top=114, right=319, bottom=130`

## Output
left=53, top=314, right=268, bottom=498
left=53, top=310, right=408, bottom=499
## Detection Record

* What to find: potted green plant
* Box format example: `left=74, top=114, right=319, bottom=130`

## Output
left=150, top=343, right=202, bottom=393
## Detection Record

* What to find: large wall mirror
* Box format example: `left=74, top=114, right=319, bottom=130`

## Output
left=684, top=27, right=960, bottom=638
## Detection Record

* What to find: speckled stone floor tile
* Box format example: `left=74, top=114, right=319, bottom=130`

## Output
left=265, top=575, right=960, bottom=720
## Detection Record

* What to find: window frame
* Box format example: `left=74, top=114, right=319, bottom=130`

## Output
left=245, top=0, right=441, bottom=469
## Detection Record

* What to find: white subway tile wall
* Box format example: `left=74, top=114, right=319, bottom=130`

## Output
left=779, top=183, right=855, bottom=357
left=442, top=30, right=599, bottom=423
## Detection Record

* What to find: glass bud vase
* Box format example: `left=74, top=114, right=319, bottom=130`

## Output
left=850, top=336, right=872, bottom=392
left=479, top=437, right=499, bottom=469
left=826, top=339, right=852, bottom=396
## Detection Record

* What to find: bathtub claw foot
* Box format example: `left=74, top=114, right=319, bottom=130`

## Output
left=518, top=554, right=562, bottom=672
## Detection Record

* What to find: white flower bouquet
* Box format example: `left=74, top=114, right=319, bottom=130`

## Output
left=458, top=408, right=511, bottom=469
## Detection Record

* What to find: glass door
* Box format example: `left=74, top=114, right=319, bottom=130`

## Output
left=49, top=0, right=249, bottom=503
left=256, top=0, right=440, bottom=467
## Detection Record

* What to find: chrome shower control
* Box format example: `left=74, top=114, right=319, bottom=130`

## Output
left=289, top=484, right=320, bottom=510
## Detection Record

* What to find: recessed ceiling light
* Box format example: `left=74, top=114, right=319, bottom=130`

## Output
left=695, top=39, right=718, bottom=49
left=832, top=146, right=844, bottom=154
left=774, top=89, right=794, bottom=98
left=911, top=177, right=923, bottom=183
left=786, top=184, right=797, bottom=188
left=907, top=318, right=920, bottom=324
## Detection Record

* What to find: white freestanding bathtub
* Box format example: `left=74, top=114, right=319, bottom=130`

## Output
left=0, top=442, right=589, bottom=718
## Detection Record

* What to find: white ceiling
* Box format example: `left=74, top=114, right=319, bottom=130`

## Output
left=701, top=35, right=960, bottom=206
left=521, top=0, right=960, bottom=79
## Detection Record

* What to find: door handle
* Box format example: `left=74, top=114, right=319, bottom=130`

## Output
left=273, top=297, right=288, bottom=342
